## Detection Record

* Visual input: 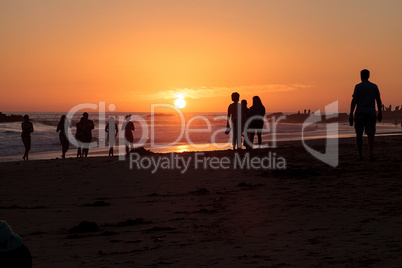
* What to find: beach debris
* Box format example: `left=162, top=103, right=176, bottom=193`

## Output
left=29, top=231, right=46, bottom=235
left=68, top=221, right=100, bottom=233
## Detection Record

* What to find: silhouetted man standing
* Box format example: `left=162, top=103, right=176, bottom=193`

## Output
left=349, top=69, right=382, bottom=161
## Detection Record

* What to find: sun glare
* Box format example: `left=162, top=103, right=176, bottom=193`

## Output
left=174, top=95, right=186, bottom=109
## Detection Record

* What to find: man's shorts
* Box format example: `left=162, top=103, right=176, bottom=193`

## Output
left=355, top=113, right=376, bottom=135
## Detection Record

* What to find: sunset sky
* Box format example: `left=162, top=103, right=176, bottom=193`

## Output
left=1, top=0, right=401, bottom=113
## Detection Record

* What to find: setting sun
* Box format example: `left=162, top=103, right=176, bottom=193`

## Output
left=174, top=95, right=186, bottom=109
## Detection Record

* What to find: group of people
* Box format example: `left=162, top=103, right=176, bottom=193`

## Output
left=21, top=113, right=136, bottom=160
left=226, top=94, right=266, bottom=150
left=225, top=69, right=383, bottom=161
left=20, top=69, right=384, bottom=160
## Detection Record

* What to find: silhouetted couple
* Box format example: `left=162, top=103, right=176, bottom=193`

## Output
left=226, top=93, right=265, bottom=150
left=75, top=112, right=94, bottom=157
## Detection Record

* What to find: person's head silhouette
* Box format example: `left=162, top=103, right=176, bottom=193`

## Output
left=361, top=69, right=370, bottom=81
left=231, top=92, right=240, bottom=102
left=82, top=112, right=89, bottom=119
left=23, top=115, right=29, bottom=122
left=252, top=96, right=263, bottom=107
left=241, top=99, right=247, bottom=108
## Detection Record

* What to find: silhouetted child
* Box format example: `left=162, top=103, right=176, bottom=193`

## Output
left=241, top=99, right=252, bottom=149
left=226, top=92, right=243, bottom=150
left=105, top=116, right=118, bottom=156
left=56, top=115, right=70, bottom=158
left=248, top=96, right=266, bottom=148
left=0, top=220, right=32, bottom=267
left=21, top=115, right=33, bottom=160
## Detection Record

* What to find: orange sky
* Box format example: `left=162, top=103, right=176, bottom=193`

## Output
left=1, top=0, right=401, bottom=113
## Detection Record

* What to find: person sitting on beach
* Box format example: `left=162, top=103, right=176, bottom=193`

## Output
left=247, top=96, right=266, bottom=148
left=81, top=112, right=94, bottom=158
left=349, top=69, right=382, bottom=161
left=226, top=92, right=243, bottom=150
left=0, top=220, right=32, bottom=267
left=105, top=116, right=118, bottom=156
left=122, top=114, right=135, bottom=155
left=21, top=114, right=34, bottom=161
left=56, top=115, right=70, bottom=158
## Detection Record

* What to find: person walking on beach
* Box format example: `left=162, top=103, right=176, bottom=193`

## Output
left=75, top=117, right=84, bottom=157
left=105, top=116, right=118, bottom=156
left=0, top=221, right=32, bottom=267
left=21, top=114, right=33, bottom=160
left=226, top=92, right=243, bottom=150
left=56, top=115, right=70, bottom=158
left=123, top=114, right=135, bottom=155
left=349, top=69, right=382, bottom=161
left=81, top=112, right=94, bottom=158
left=248, top=96, right=266, bottom=148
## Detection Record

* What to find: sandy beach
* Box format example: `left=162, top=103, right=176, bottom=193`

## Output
left=1, top=135, right=401, bottom=267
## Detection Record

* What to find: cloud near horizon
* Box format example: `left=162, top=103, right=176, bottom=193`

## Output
left=142, top=84, right=313, bottom=100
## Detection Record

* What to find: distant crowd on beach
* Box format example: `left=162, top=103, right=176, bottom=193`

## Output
left=382, top=104, right=401, bottom=112
left=20, top=113, right=136, bottom=160
left=18, top=69, right=394, bottom=161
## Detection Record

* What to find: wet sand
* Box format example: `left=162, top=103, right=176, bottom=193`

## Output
left=1, top=135, right=401, bottom=267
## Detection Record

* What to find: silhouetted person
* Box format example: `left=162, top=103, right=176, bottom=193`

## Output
left=247, top=96, right=266, bottom=148
left=123, top=114, right=135, bottom=155
left=241, top=99, right=252, bottom=148
left=349, top=69, right=382, bottom=161
left=0, top=220, right=32, bottom=268
left=304, top=109, right=306, bottom=114
left=21, top=115, right=33, bottom=160
left=75, top=117, right=85, bottom=157
left=226, top=92, right=243, bottom=150
left=81, top=112, right=94, bottom=157
left=56, top=115, right=70, bottom=158
left=308, top=109, right=311, bottom=114
left=105, top=117, right=118, bottom=156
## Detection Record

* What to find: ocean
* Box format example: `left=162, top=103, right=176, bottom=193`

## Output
left=1, top=112, right=401, bottom=162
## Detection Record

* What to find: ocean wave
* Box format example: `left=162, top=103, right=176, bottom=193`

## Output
left=2, top=130, right=20, bottom=134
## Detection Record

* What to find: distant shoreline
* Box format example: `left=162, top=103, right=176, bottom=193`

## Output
left=1, top=133, right=401, bottom=163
